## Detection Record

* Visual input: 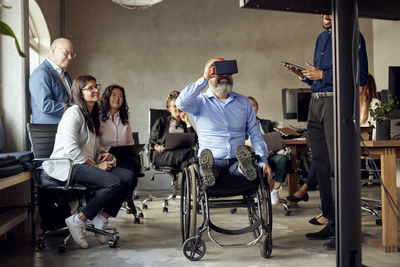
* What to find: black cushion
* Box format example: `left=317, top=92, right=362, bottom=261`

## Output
left=206, top=174, right=260, bottom=197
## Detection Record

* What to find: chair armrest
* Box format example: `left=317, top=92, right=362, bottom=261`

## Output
left=33, top=157, right=74, bottom=190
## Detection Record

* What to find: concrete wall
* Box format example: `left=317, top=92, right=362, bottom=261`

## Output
left=35, top=0, right=62, bottom=40
left=35, top=0, right=376, bottom=189
left=0, top=0, right=29, bottom=152
left=372, top=19, right=400, bottom=90
left=61, top=0, right=374, bottom=141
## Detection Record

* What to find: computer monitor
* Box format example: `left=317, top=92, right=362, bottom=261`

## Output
left=281, top=88, right=311, bottom=122
left=388, top=66, right=400, bottom=118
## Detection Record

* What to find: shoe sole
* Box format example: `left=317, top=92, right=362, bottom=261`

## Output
left=199, top=149, right=216, bottom=187
left=236, top=146, right=257, bottom=181
left=305, top=233, right=334, bottom=240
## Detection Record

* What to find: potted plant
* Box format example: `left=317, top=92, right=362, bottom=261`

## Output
left=369, top=94, right=398, bottom=140
left=0, top=3, right=25, bottom=57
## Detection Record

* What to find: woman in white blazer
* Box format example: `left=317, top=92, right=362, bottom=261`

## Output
left=42, top=75, right=137, bottom=249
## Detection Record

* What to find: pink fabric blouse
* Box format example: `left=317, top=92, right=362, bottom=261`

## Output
left=99, top=111, right=134, bottom=150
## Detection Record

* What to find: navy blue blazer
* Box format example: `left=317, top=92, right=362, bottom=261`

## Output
left=29, top=59, right=72, bottom=124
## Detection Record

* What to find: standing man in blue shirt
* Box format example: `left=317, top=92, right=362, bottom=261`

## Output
left=283, top=14, right=368, bottom=250
left=176, top=58, right=272, bottom=188
left=30, top=38, right=75, bottom=124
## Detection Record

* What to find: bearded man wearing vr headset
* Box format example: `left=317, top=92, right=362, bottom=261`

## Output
left=176, top=58, right=272, bottom=190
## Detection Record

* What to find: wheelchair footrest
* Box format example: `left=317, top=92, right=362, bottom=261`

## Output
left=209, top=219, right=262, bottom=236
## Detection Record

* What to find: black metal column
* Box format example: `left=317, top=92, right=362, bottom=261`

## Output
left=332, top=0, right=362, bottom=266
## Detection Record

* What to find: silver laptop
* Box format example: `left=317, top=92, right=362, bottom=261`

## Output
left=263, top=132, right=284, bottom=152
left=164, top=133, right=196, bottom=150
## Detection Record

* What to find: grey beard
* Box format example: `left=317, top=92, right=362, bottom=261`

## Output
left=211, top=83, right=233, bottom=97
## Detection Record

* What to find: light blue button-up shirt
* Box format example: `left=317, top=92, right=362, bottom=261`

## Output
left=176, top=77, right=268, bottom=167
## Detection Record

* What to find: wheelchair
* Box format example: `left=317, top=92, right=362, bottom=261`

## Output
left=179, top=159, right=273, bottom=261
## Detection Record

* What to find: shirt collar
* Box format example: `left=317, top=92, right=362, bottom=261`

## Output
left=46, top=58, right=64, bottom=74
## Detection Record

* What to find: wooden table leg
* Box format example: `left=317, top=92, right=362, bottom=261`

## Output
left=380, top=148, right=399, bottom=252
left=288, top=146, right=298, bottom=208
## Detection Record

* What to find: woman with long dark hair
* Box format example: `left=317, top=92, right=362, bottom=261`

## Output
left=99, top=85, right=134, bottom=149
left=42, top=75, right=137, bottom=249
left=360, top=73, right=380, bottom=140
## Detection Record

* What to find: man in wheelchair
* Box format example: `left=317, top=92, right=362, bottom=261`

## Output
left=176, top=58, right=272, bottom=186
left=176, top=58, right=273, bottom=260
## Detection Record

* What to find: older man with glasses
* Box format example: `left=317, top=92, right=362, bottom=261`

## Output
left=30, top=38, right=76, bottom=124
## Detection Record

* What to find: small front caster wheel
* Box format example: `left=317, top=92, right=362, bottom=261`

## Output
left=143, top=204, right=148, bottom=210
left=183, top=237, right=206, bottom=261
left=134, top=217, right=140, bottom=224
left=163, top=207, right=168, bottom=213
left=58, top=244, right=66, bottom=253
left=108, top=240, right=118, bottom=248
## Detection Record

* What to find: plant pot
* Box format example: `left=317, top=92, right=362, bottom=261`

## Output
left=376, top=120, right=391, bottom=140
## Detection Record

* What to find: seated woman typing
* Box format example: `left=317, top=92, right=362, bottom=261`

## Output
left=149, top=90, right=196, bottom=170
left=41, top=75, right=137, bottom=249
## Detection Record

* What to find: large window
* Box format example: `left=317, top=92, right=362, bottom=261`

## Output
left=29, top=0, right=50, bottom=74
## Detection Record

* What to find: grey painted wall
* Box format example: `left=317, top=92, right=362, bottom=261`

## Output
left=61, top=0, right=373, bottom=142
left=34, top=0, right=376, bottom=189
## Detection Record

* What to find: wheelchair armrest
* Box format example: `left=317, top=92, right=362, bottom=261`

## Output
left=33, top=157, right=74, bottom=190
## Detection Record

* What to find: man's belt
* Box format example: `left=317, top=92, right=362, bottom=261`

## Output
left=311, top=92, right=334, bottom=98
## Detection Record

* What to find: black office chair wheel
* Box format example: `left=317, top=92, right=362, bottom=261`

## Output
left=163, top=207, right=168, bottom=213
left=183, top=237, right=206, bottom=261
left=108, top=240, right=118, bottom=248
left=37, top=237, right=45, bottom=249
left=143, top=204, right=148, bottom=210
left=115, top=232, right=120, bottom=240
left=284, top=209, right=291, bottom=216
left=138, top=212, right=144, bottom=218
left=164, top=200, right=169, bottom=206
left=231, top=208, right=237, bottom=214
left=376, top=218, right=382, bottom=226
left=58, top=244, right=66, bottom=253
left=260, top=235, right=272, bottom=258
left=134, top=217, right=140, bottom=224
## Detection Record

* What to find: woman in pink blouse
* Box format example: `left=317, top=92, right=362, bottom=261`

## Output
left=99, top=85, right=134, bottom=149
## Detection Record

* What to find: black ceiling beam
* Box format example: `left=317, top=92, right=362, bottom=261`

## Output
left=240, top=0, right=400, bottom=20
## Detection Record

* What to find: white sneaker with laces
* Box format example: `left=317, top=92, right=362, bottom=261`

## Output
left=271, top=189, right=280, bottom=206
left=91, top=215, right=109, bottom=245
left=65, top=215, right=88, bottom=248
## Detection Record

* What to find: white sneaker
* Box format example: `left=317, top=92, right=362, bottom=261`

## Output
left=271, top=189, right=280, bottom=206
left=65, top=215, right=88, bottom=248
left=91, top=215, right=109, bottom=245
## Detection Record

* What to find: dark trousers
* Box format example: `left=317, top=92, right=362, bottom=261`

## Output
left=71, top=164, right=137, bottom=220
left=153, top=147, right=194, bottom=170
left=268, top=154, right=289, bottom=183
left=307, top=96, right=335, bottom=223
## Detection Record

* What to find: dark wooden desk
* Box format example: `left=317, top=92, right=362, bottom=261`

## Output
left=361, top=140, right=400, bottom=252
left=282, top=139, right=400, bottom=252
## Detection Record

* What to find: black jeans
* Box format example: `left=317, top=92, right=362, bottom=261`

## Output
left=153, top=147, right=194, bottom=170
left=71, top=164, right=137, bottom=220
left=307, top=96, right=335, bottom=223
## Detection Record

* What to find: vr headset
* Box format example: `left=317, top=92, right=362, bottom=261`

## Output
left=209, top=59, right=238, bottom=76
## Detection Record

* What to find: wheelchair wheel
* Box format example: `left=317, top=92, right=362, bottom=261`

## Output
left=260, top=181, right=273, bottom=234
left=180, top=166, right=198, bottom=243
left=260, top=235, right=272, bottom=258
left=183, top=237, right=206, bottom=261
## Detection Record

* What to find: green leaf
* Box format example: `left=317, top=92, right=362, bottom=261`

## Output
left=0, top=19, right=26, bottom=57
left=0, top=3, right=12, bottom=9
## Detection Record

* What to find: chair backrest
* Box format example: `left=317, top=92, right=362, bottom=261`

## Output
left=26, top=123, right=58, bottom=158
left=132, top=132, right=140, bottom=144
left=149, top=108, right=170, bottom=133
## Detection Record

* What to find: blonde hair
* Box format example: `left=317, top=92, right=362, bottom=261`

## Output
left=165, top=90, right=180, bottom=109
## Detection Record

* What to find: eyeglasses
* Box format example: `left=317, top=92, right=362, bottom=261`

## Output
left=82, top=84, right=101, bottom=92
left=56, top=46, right=77, bottom=59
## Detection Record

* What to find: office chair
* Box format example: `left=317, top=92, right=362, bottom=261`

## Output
left=118, top=131, right=145, bottom=224
left=27, top=123, right=119, bottom=252
left=143, top=108, right=183, bottom=212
